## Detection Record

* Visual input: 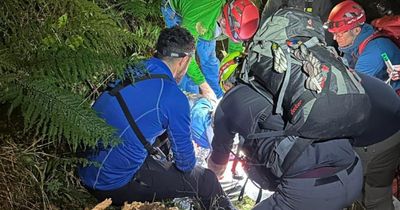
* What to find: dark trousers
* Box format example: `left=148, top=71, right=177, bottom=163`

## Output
left=86, top=156, right=234, bottom=210
left=253, top=156, right=363, bottom=210
left=354, top=130, right=400, bottom=210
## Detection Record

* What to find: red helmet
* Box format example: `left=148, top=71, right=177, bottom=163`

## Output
left=223, top=0, right=260, bottom=42
left=325, top=0, right=366, bottom=33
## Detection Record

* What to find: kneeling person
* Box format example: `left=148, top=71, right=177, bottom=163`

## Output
left=208, top=84, right=362, bottom=210
left=79, top=26, right=234, bottom=209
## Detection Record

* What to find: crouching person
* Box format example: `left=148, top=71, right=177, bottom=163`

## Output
left=78, top=26, right=235, bottom=210
left=207, top=84, right=363, bottom=210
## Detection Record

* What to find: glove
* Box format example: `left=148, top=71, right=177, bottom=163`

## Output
left=388, top=64, right=400, bottom=81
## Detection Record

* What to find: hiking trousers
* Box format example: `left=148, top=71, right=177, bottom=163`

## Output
left=86, top=156, right=235, bottom=209
left=353, top=130, right=400, bottom=210
left=253, top=156, right=363, bottom=210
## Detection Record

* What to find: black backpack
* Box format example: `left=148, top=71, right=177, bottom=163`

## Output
left=241, top=8, right=371, bottom=140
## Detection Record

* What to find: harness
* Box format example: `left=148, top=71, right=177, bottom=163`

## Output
left=107, top=73, right=171, bottom=158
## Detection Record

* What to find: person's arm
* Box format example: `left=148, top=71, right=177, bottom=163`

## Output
left=208, top=105, right=236, bottom=178
left=355, top=38, right=399, bottom=81
left=187, top=50, right=216, bottom=100
left=162, top=89, right=196, bottom=172
left=187, top=57, right=206, bottom=85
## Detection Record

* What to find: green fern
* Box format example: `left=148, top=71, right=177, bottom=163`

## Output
left=0, top=0, right=132, bottom=149
left=95, top=0, right=163, bottom=57
left=119, top=0, right=163, bottom=22
left=0, top=0, right=166, bottom=208
left=131, top=24, right=162, bottom=56
left=0, top=76, right=119, bottom=150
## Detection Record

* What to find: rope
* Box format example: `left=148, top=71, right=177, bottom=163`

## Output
left=292, top=44, right=324, bottom=93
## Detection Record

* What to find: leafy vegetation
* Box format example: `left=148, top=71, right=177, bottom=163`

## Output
left=232, top=196, right=256, bottom=210
left=0, top=0, right=162, bottom=209
left=0, top=0, right=265, bottom=209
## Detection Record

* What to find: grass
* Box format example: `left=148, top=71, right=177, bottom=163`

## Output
left=233, top=196, right=255, bottom=210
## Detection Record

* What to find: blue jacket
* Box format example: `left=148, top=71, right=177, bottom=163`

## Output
left=190, top=97, right=214, bottom=149
left=339, top=23, right=400, bottom=91
left=79, top=57, right=196, bottom=190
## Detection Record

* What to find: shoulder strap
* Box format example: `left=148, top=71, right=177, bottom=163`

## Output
left=110, top=73, right=171, bottom=92
left=358, top=32, right=386, bottom=55
left=109, top=74, right=170, bottom=156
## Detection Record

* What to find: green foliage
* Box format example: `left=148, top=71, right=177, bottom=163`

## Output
left=0, top=0, right=165, bottom=208
left=1, top=77, right=118, bottom=150
left=0, top=128, right=96, bottom=209
left=131, top=23, right=162, bottom=56
left=0, top=0, right=133, bottom=149
left=232, top=196, right=256, bottom=210
left=96, top=0, right=163, bottom=57
left=118, top=0, right=162, bottom=22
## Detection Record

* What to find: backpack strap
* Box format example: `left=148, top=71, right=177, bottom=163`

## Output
left=247, top=130, right=286, bottom=140
left=358, top=32, right=386, bottom=55
left=109, top=74, right=171, bottom=156
left=247, top=125, right=315, bottom=177
left=274, top=45, right=292, bottom=115
left=280, top=137, right=314, bottom=176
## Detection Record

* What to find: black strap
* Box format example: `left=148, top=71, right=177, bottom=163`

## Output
left=238, top=177, right=249, bottom=201
left=114, top=91, right=158, bottom=155
left=255, top=188, right=263, bottom=204
left=281, top=137, right=314, bottom=176
left=107, top=73, right=171, bottom=93
left=109, top=74, right=171, bottom=155
left=247, top=130, right=285, bottom=140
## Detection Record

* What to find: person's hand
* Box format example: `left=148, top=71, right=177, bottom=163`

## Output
left=199, top=82, right=217, bottom=101
left=387, top=65, right=400, bottom=81
left=207, top=157, right=227, bottom=179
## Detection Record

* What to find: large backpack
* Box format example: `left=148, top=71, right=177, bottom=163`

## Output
left=260, top=0, right=337, bottom=46
left=242, top=8, right=371, bottom=140
left=358, top=15, right=400, bottom=55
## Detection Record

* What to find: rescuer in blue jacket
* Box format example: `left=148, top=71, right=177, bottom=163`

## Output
left=79, top=26, right=234, bottom=209
left=325, top=0, right=400, bottom=92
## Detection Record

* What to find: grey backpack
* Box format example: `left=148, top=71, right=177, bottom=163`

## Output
left=242, top=8, right=371, bottom=140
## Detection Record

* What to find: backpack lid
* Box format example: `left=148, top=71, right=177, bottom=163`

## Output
left=254, top=8, right=326, bottom=46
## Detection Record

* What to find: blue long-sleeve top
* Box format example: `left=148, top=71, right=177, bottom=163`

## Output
left=79, top=57, right=196, bottom=190
left=339, top=23, right=400, bottom=91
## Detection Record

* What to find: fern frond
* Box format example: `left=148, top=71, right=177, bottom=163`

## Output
left=0, top=76, right=118, bottom=151
left=31, top=47, right=127, bottom=86
left=1, top=0, right=133, bottom=85
left=0, top=47, right=17, bottom=72
left=131, top=24, right=162, bottom=56
left=119, top=0, right=162, bottom=22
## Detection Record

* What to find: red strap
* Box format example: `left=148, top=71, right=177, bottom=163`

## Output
left=358, top=32, right=386, bottom=55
